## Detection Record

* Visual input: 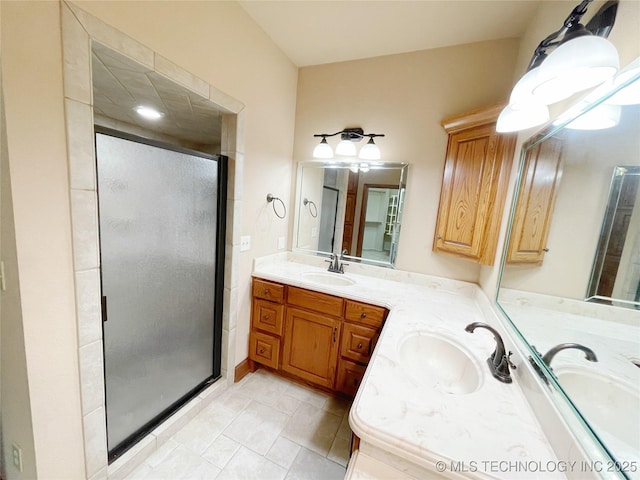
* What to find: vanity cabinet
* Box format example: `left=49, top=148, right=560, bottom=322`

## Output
left=433, top=103, right=516, bottom=265
left=506, top=136, right=564, bottom=264
left=249, top=277, right=387, bottom=396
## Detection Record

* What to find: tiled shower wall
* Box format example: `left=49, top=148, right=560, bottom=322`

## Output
left=61, top=2, right=244, bottom=478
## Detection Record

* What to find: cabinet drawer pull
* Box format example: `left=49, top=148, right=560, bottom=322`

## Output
left=333, top=327, right=337, bottom=343
left=360, top=312, right=367, bottom=319
left=357, top=343, right=363, bottom=350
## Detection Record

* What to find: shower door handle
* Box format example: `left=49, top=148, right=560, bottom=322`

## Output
left=102, top=295, right=108, bottom=323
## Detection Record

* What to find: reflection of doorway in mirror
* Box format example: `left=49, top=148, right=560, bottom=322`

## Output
left=357, top=184, right=399, bottom=261
left=318, top=186, right=339, bottom=253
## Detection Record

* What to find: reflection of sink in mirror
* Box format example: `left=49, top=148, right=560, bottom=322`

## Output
left=301, top=271, right=356, bottom=286
left=398, top=332, right=480, bottom=394
left=555, top=368, right=640, bottom=456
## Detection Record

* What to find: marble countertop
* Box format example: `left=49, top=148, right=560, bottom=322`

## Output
left=253, top=253, right=563, bottom=480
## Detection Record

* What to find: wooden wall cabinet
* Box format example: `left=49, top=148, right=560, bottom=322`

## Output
left=433, top=103, right=516, bottom=265
left=506, top=137, right=564, bottom=265
left=249, top=278, right=387, bottom=397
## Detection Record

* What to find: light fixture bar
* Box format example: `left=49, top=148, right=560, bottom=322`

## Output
left=312, top=128, right=385, bottom=160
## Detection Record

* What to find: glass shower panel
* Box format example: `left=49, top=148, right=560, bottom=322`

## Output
left=96, top=132, right=219, bottom=452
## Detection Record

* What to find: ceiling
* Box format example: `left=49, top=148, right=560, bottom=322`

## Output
left=91, top=2, right=544, bottom=147
left=92, top=43, right=222, bottom=150
left=238, top=0, right=542, bottom=67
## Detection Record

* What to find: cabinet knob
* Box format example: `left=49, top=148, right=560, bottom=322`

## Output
left=360, top=312, right=367, bottom=319
left=436, top=235, right=442, bottom=240
left=264, top=315, right=270, bottom=320
left=543, top=248, right=549, bottom=252
left=264, top=289, right=270, bottom=295
left=259, top=348, right=265, bottom=354
left=357, top=343, right=363, bottom=350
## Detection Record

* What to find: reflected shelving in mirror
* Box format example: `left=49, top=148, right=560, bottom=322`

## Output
left=293, top=161, right=408, bottom=268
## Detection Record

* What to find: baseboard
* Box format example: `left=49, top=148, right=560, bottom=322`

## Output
left=234, top=358, right=255, bottom=383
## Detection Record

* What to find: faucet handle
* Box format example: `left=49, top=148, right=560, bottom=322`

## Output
left=506, top=351, right=517, bottom=370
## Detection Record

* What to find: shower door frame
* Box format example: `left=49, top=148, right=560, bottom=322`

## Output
left=94, top=126, right=227, bottom=462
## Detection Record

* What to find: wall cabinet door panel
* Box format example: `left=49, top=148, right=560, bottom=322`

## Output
left=433, top=104, right=515, bottom=265
left=507, top=137, right=563, bottom=264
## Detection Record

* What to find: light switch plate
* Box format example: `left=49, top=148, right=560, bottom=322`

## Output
left=277, top=236, right=286, bottom=250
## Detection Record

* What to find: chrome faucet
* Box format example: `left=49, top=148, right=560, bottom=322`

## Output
left=542, top=343, right=598, bottom=368
left=465, top=322, right=514, bottom=384
left=325, top=250, right=349, bottom=274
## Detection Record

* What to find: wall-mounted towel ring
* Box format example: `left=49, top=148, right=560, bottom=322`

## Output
left=303, top=198, right=318, bottom=218
left=266, top=193, right=287, bottom=219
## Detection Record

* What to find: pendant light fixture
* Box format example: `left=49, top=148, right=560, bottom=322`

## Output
left=312, top=128, right=384, bottom=161
left=497, top=0, right=620, bottom=133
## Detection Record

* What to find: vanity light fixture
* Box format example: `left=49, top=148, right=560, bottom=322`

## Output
left=312, top=128, right=384, bottom=161
left=134, top=106, right=164, bottom=120
left=497, top=0, right=620, bottom=133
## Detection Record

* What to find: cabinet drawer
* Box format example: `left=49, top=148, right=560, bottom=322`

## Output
left=341, top=323, right=378, bottom=364
left=252, top=299, right=284, bottom=336
left=252, top=278, right=285, bottom=303
left=249, top=331, right=280, bottom=369
left=336, top=359, right=367, bottom=397
left=287, top=286, right=344, bottom=317
left=344, top=300, right=386, bottom=328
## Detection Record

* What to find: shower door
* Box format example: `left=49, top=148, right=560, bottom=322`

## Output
left=95, top=128, right=226, bottom=459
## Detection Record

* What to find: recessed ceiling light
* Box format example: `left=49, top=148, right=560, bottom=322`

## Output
left=134, top=106, right=164, bottom=120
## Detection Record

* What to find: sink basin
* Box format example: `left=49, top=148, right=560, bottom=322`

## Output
left=555, top=368, right=640, bottom=452
left=301, top=271, right=356, bottom=286
left=398, top=332, right=481, bottom=394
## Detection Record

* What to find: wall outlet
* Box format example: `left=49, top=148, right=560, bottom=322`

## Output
left=12, top=443, right=23, bottom=472
left=240, top=235, right=251, bottom=252
left=277, top=236, right=286, bottom=250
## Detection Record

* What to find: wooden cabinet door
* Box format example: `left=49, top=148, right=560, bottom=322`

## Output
left=507, top=137, right=563, bottom=264
left=282, top=307, right=341, bottom=389
left=433, top=123, right=514, bottom=265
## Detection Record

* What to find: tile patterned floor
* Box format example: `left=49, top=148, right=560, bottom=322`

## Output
left=125, top=369, right=350, bottom=479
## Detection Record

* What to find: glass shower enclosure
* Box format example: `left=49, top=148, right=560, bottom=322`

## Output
left=95, top=128, right=226, bottom=460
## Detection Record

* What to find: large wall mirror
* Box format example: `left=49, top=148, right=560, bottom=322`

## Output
left=497, top=58, right=640, bottom=473
left=293, top=162, right=408, bottom=267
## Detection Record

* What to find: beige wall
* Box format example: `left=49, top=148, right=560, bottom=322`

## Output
left=1, top=2, right=86, bottom=477
left=1, top=29, right=38, bottom=478
left=0, top=0, right=297, bottom=477
left=294, top=38, right=520, bottom=282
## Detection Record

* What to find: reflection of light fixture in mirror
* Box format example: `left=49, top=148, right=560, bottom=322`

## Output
left=606, top=56, right=640, bottom=105
left=564, top=103, right=621, bottom=130
left=312, top=128, right=384, bottom=160
left=497, top=0, right=619, bottom=132
left=134, top=105, right=164, bottom=120
left=349, top=163, right=370, bottom=173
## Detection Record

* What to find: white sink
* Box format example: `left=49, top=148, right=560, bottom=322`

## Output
left=398, top=332, right=481, bottom=394
left=555, top=368, right=640, bottom=452
left=301, top=271, right=356, bottom=286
